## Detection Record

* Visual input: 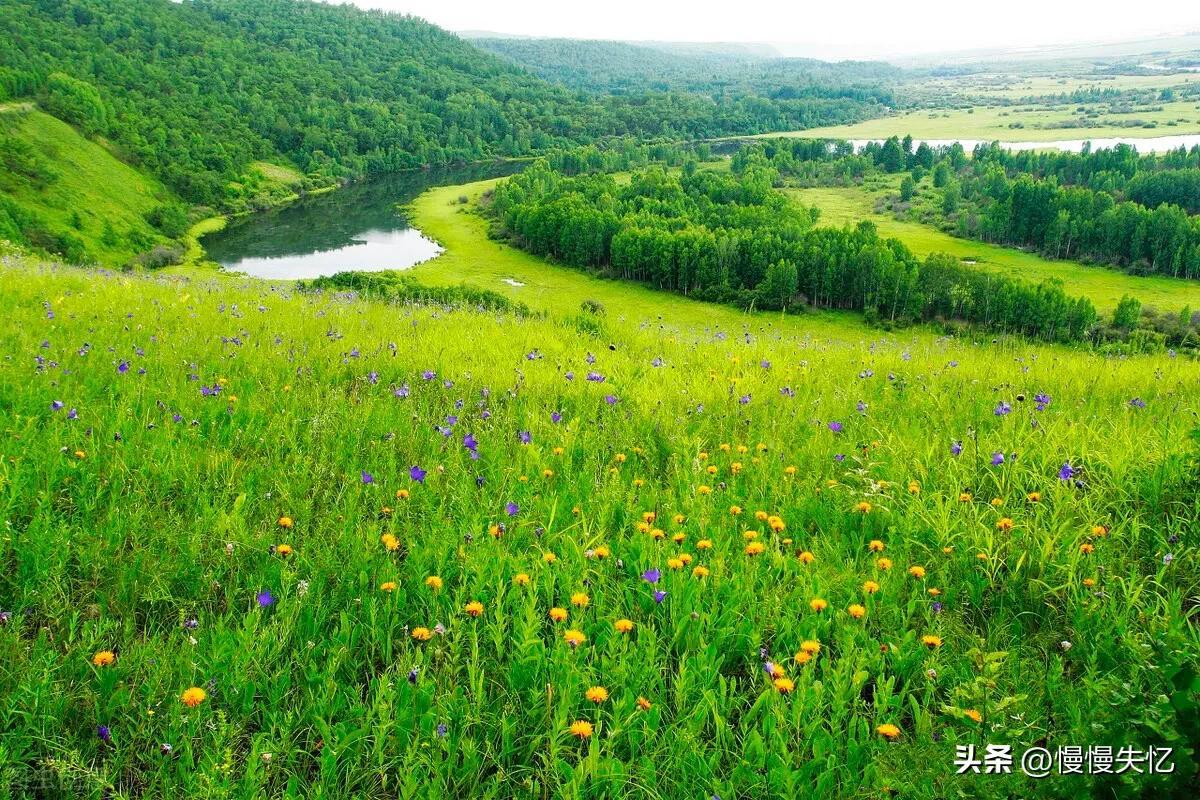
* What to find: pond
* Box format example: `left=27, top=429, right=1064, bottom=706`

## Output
left=203, top=162, right=522, bottom=280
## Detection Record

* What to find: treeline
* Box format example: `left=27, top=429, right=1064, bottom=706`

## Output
left=0, top=0, right=891, bottom=210
left=489, top=162, right=1098, bottom=342
left=740, top=137, right=1200, bottom=279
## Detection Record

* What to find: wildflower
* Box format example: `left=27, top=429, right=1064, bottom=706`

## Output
left=1082, top=577, right=1096, bottom=587
left=1027, top=492, right=1041, bottom=502
left=794, top=651, right=812, bottom=665
left=571, top=592, right=589, bottom=608
left=876, top=723, right=900, bottom=739
left=994, top=401, right=1012, bottom=416
left=798, top=550, right=815, bottom=564
left=1091, top=525, right=1108, bottom=537
left=744, top=541, right=765, bottom=556
left=395, top=488, right=410, bottom=500
left=550, top=607, right=568, bottom=622
left=542, top=552, right=557, bottom=564
left=614, top=619, right=634, bottom=633
left=800, top=640, right=821, bottom=655
left=809, top=598, right=827, bottom=613
left=996, top=517, right=1014, bottom=532
left=636, top=696, right=652, bottom=711
left=278, top=516, right=294, bottom=529
left=361, top=471, right=375, bottom=485
left=181, top=687, right=207, bottom=708
left=1079, top=543, right=1095, bottom=554
left=97, top=724, right=111, bottom=742
left=513, top=573, right=531, bottom=586
left=855, top=502, right=872, bottom=514
left=256, top=590, right=275, bottom=608
left=564, top=629, right=586, bottom=647
left=92, top=650, right=116, bottom=667
left=380, top=581, right=397, bottom=592
left=465, top=601, right=484, bottom=617
left=425, top=576, right=443, bottom=591
left=964, top=709, right=982, bottom=723
left=908, top=481, right=920, bottom=495
left=569, top=720, right=593, bottom=739
left=692, top=565, right=710, bottom=578
left=409, top=465, right=427, bottom=483
left=1058, top=463, right=1076, bottom=481
left=774, top=677, right=795, bottom=693
left=642, top=568, right=661, bottom=584
left=412, top=627, right=432, bottom=641
left=868, top=539, right=885, bottom=552
left=653, top=590, right=667, bottom=604
left=950, top=441, right=963, bottom=456
left=921, top=635, right=943, bottom=649
left=958, top=492, right=972, bottom=502
left=275, top=544, right=293, bottom=557
left=909, top=565, right=926, bottom=579
left=876, top=558, right=892, bottom=571
left=585, top=686, right=609, bottom=703
left=697, top=539, right=713, bottom=550
left=863, top=580, right=880, bottom=594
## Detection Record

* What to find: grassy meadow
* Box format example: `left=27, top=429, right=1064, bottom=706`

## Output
left=1, top=232, right=1198, bottom=798
left=755, top=100, right=1200, bottom=142
left=787, top=185, right=1200, bottom=313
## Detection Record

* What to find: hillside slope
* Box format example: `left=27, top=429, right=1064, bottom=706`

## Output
left=0, top=0, right=891, bottom=210
left=0, top=104, right=175, bottom=265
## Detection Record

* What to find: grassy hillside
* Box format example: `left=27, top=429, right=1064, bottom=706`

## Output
left=0, top=104, right=174, bottom=265
left=0, top=254, right=1195, bottom=797
left=789, top=184, right=1200, bottom=312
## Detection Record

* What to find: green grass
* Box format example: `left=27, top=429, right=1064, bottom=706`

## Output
left=406, top=179, right=867, bottom=339
left=758, top=100, right=1200, bottom=142
left=789, top=185, right=1200, bottom=312
left=0, top=248, right=1196, bottom=798
left=0, top=105, right=175, bottom=264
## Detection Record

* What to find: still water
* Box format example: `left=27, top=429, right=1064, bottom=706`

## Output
left=203, top=162, right=522, bottom=280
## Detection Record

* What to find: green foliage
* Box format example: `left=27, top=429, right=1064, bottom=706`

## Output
left=300, top=270, right=533, bottom=315
left=489, top=162, right=1099, bottom=341
left=0, top=0, right=894, bottom=209
left=0, top=256, right=1196, bottom=798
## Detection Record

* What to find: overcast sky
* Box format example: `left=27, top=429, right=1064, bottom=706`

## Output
left=337, top=1, right=1199, bottom=60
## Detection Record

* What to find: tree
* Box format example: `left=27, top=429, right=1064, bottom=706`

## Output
left=899, top=176, right=916, bottom=202
left=1112, top=295, right=1142, bottom=330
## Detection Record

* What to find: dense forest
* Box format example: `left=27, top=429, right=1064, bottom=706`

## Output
left=488, top=161, right=1100, bottom=342
left=0, top=0, right=892, bottom=210
left=471, top=36, right=898, bottom=102
left=740, top=137, right=1200, bottom=279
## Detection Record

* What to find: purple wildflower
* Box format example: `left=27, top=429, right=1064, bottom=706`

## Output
left=97, top=725, right=111, bottom=742
left=994, top=401, right=1012, bottom=416
left=410, top=465, right=427, bottom=483
left=950, top=441, right=963, bottom=457
left=256, top=590, right=275, bottom=608
left=505, top=502, right=519, bottom=517
left=653, top=590, right=667, bottom=604
left=991, top=452, right=1005, bottom=466
left=51, top=400, right=64, bottom=411
left=642, top=568, right=661, bottom=584
left=828, top=421, right=844, bottom=433
left=1058, top=462, right=1075, bottom=481
left=518, top=430, right=531, bottom=444
left=361, top=471, right=375, bottom=485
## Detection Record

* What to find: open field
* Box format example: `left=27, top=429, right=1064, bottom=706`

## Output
left=913, top=72, right=1200, bottom=101
left=788, top=185, right=1200, bottom=313
left=757, top=100, right=1200, bottom=142
left=1, top=248, right=1197, bottom=797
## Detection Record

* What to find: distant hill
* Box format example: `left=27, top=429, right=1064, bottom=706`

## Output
left=470, top=36, right=898, bottom=99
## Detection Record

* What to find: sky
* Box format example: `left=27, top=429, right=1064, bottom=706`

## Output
left=337, top=0, right=1200, bottom=61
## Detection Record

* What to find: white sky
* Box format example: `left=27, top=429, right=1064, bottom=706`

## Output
left=338, top=0, right=1200, bottom=61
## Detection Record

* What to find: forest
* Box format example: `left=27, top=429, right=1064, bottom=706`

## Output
left=488, top=161, right=1099, bottom=342
left=740, top=137, right=1200, bottom=279
left=0, top=0, right=891, bottom=209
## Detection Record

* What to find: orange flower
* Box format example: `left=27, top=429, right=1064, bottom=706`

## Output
left=809, top=598, right=828, bottom=613
left=278, top=516, right=293, bottom=529
left=614, top=619, right=634, bottom=633
left=92, top=650, right=115, bottom=667
left=549, top=607, right=568, bottom=623
left=412, top=627, right=432, bottom=641
left=774, top=677, right=795, bottom=693
left=181, top=687, right=207, bottom=708
left=921, top=634, right=943, bottom=649
left=848, top=604, right=866, bottom=619
left=380, top=533, right=400, bottom=551
left=571, top=592, right=590, bottom=608
left=908, top=565, right=926, bottom=579
left=513, top=573, right=531, bottom=586
left=876, top=723, right=900, bottom=739
left=636, top=696, right=652, bottom=711
left=425, top=575, right=443, bottom=591
left=564, top=629, right=586, bottom=647
left=996, top=517, right=1014, bottom=532
left=465, top=601, right=484, bottom=617
left=569, top=720, right=593, bottom=738
left=862, top=580, right=880, bottom=594
left=585, top=686, right=609, bottom=703
left=744, top=541, right=765, bottom=556
left=380, top=581, right=398, bottom=592
left=868, top=540, right=885, bottom=552
left=692, top=565, right=710, bottom=579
